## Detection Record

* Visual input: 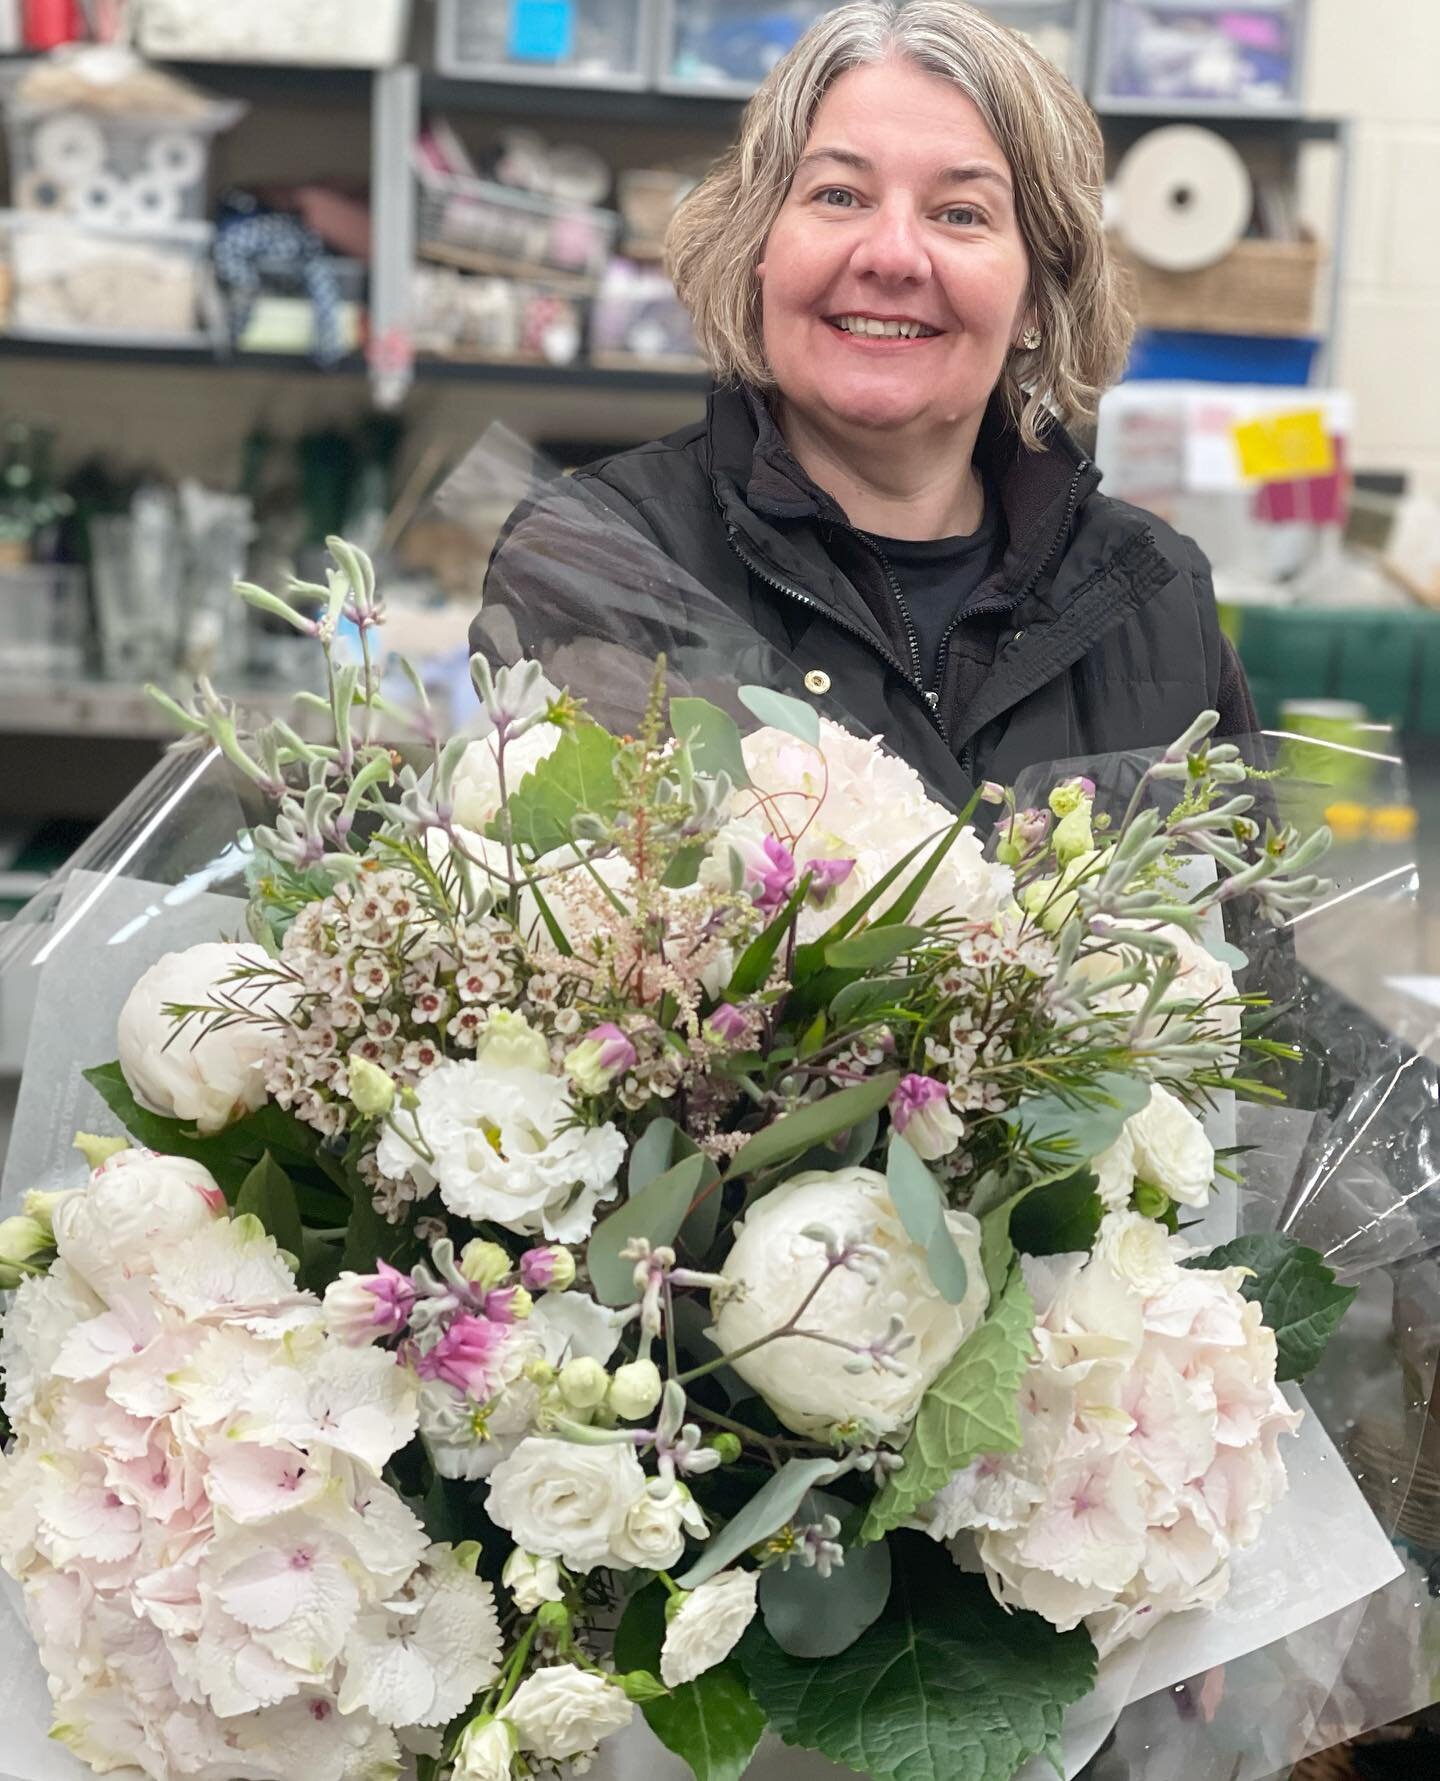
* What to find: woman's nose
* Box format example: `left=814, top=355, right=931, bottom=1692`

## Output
left=848, top=200, right=931, bottom=284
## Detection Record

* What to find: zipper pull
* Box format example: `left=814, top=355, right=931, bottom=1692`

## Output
left=925, top=690, right=940, bottom=709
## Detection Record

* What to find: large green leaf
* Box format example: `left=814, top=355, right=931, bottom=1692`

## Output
left=588, top=1152, right=711, bottom=1306
left=615, top=1585, right=766, bottom=1781
left=629, top=1117, right=680, bottom=1194
left=1008, top=1169, right=1104, bottom=1257
left=862, top=1267, right=1034, bottom=1543
left=672, top=697, right=751, bottom=789
left=759, top=1492, right=891, bottom=1659
left=793, top=831, right=948, bottom=978
left=725, top=1072, right=899, bottom=1182
left=677, top=1456, right=842, bottom=1589
left=871, top=811, right=977, bottom=928
left=1184, top=1232, right=1356, bottom=1382
left=1003, top=1071, right=1151, bottom=1170
left=823, top=926, right=929, bottom=972
left=235, top=1151, right=305, bottom=1264
left=492, top=722, right=619, bottom=856
left=738, top=685, right=820, bottom=745
left=740, top=1536, right=1096, bottom=1781
left=886, top=1135, right=969, bottom=1304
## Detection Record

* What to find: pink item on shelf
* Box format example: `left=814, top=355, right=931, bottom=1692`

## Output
left=1218, top=12, right=1287, bottom=51
left=23, top=0, right=82, bottom=47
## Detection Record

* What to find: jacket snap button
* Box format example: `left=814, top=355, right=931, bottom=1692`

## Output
left=804, top=669, right=831, bottom=695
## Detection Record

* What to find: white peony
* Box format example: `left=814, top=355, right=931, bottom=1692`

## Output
left=505, top=1663, right=633, bottom=1762
left=117, top=941, right=298, bottom=1134
left=710, top=1168, right=988, bottom=1438
left=660, top=1568, right=759, bottom=1686
left=51, top=1148, right=225, bottom=1300
left=738, top=720, right=1012, bottom=934
left=374, top=1059, right=625, bottom=1241
left=485, top=1436, right=649, bottom=1572
left=1092, top=1084, right=1215, bottom=1212
left=452, top=723, right=565, bottom=831
left=608, top=1482, right=707, bottom=1571
left=922, top=1214, right=1301, bottom=1654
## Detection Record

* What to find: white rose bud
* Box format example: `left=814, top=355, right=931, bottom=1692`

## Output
left=506, top=1664, right=633, bottom=1763
left=608, top=1482, right=702, bottom=1570
left=486, top=1436, right=647, bottom=1572
left=502, top=1548, right=564, bottom=1612
left=454, top=1716, right=518, bottom=1781
left=558, top=1356, right=609, bottom=1410
left=117, top=941, right=297, bottom=1134
left=608, top=1358, right=663, bottom=1421
left=1127, top=1084, right=1214, bottom=1208
left=1092, top=1210, right=1182, bottom=1296
left=347, top=1053, right=396, bottom=1117
left=660, top=1569, right=760, bottom=1686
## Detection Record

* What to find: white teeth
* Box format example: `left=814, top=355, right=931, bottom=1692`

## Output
left=832, top=316, right=933, bottom=339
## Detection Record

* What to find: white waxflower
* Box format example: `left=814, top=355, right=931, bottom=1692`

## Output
left=660, top=1569, right=760, bottom=1687
left=710, top=1168, right=988, bottom=1438
left=502, top=1549, right=563, bottom=1612
left=374, top=1060, right=624, bottom=1242
left=117, top=941, right=298, bottom=1134
left=505, top=1663, right=634, bottom=1763
left=51, top=1148, right=224, bottom=1301
left=485, top=1436, right=648, bottom=1572
left=451, top=723, right=564, bottom=831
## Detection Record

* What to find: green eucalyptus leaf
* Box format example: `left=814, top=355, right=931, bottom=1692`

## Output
left=677, top=1457, right=843, bottom=1589
left=886, top=1135, right=969, bottom=1305
left=759, top=1506, right=891, bottom=1659
left=1003, top=1071, right=1152, bottom=1170
left=738, top=685, right=821, bottom=745
left=671, top=697, right=751, bottom=789
left=725, top=1073, right=899, bottom=1182
left=588, top=1152, right=711, bottom=1306
left=1184, top=1232, right=1356, bottom=1382
left=629, top=1117, right=680, bottom=1195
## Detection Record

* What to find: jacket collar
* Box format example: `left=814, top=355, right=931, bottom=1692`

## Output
left=703, top=380, right=1105, bottom=611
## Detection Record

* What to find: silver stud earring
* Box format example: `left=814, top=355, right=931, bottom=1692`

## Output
left=1021, top=326, right=1042, bottom=351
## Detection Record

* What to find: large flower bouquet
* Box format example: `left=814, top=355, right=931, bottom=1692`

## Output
left=0, top=539, right=1360, bottom=1781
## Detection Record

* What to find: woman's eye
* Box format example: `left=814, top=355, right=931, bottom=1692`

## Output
left=816, top=187, right=857, bottom=208
left=943, top=205, right=983, bottom=226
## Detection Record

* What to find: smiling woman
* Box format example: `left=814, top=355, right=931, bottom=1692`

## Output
left=478, top=0, right=1258, bottom=802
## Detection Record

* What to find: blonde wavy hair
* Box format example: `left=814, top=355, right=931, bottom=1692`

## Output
left=666, top=0, right=1133, bottom=451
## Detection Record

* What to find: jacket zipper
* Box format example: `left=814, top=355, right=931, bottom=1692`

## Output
left=723, top=524, right=947, bottom=740
left=937, top=456, right=1091, bottom=781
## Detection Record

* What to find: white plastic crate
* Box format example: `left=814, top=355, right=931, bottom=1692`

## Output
left=436, top=0, right=656, bottom=89
left=417, top=169, right=618, bottom=288
left=136, top=0, right=412, bottom=67
left=0, top=212, right=220, bottom=346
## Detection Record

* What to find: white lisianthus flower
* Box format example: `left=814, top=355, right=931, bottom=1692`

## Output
left=374, top=1059, right=624, bottom=1241
left=452, top=723, right=564, bottom=831
left=117, top=941, right=298, bottom=1134
left=502, top=1549, right=563, bottom=1612
left=454, top=1715, right=518, bottom=1781
left=738, top=720, right=1012, bottom=934
left=485, top=1435, right=648, bottom=1572
left=710, top=1168, right=988, bottom=1438
left=505, top=1664, right=634, bottom=1763
left=51, top=1148, right=225, bottom=1300
left=660, top=1569, right=759, bottom=1687
left=923, top=1215, right=1302, bottom=1655
left=609, top=1482, right=708, bottom=1571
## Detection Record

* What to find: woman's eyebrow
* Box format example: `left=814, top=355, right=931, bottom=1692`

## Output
left=795, top=147, right=1012, bottom=194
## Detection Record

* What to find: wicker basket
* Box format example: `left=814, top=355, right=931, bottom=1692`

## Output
left=1113, top=234, right=1325, bottom=338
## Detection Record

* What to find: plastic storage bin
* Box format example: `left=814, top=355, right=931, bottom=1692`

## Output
left=1125, top=328, right=1321, bottom=385
left=984, top=3, right=1093, bottom=82
left=589, top=259, right=700, bottom=368
left=417, top=168, right=618, bottom=288
left=655, top=0, right=829, bottom=95
left=136, top=0, right=412, bottom=67
left=0, top=212, right=218, bottom=344
left=0, top=564, right=88, bottom=677
left=436, top=0, right=655, bottom=88
left=1093, top=1, right=1307, bottom=110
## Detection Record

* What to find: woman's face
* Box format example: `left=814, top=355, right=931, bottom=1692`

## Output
left=759, top=58, right=1034, bottom=441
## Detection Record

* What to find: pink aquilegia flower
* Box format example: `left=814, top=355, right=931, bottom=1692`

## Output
left=416, top=1314, right=515, bottom=1400
left=519, top=1246, right=576, bottom=1293
left=321, top=1260, right=416, bottom=1346
left=565, top=1023, right=639, bottom=1096
left=806, top=856, right=856, bottom=908
left=890, top=1074, right=965, bottom=1162
left=482, top=1285, right=530, bottom=1324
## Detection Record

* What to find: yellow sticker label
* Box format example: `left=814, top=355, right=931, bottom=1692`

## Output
left=1231, top=410, right=1335, bottom=481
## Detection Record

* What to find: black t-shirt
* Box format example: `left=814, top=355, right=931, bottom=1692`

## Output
left=865, top=497, right=1006, bottom=690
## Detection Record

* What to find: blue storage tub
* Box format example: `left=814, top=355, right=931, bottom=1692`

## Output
left=1124, top=330, right=1321, bottom=386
